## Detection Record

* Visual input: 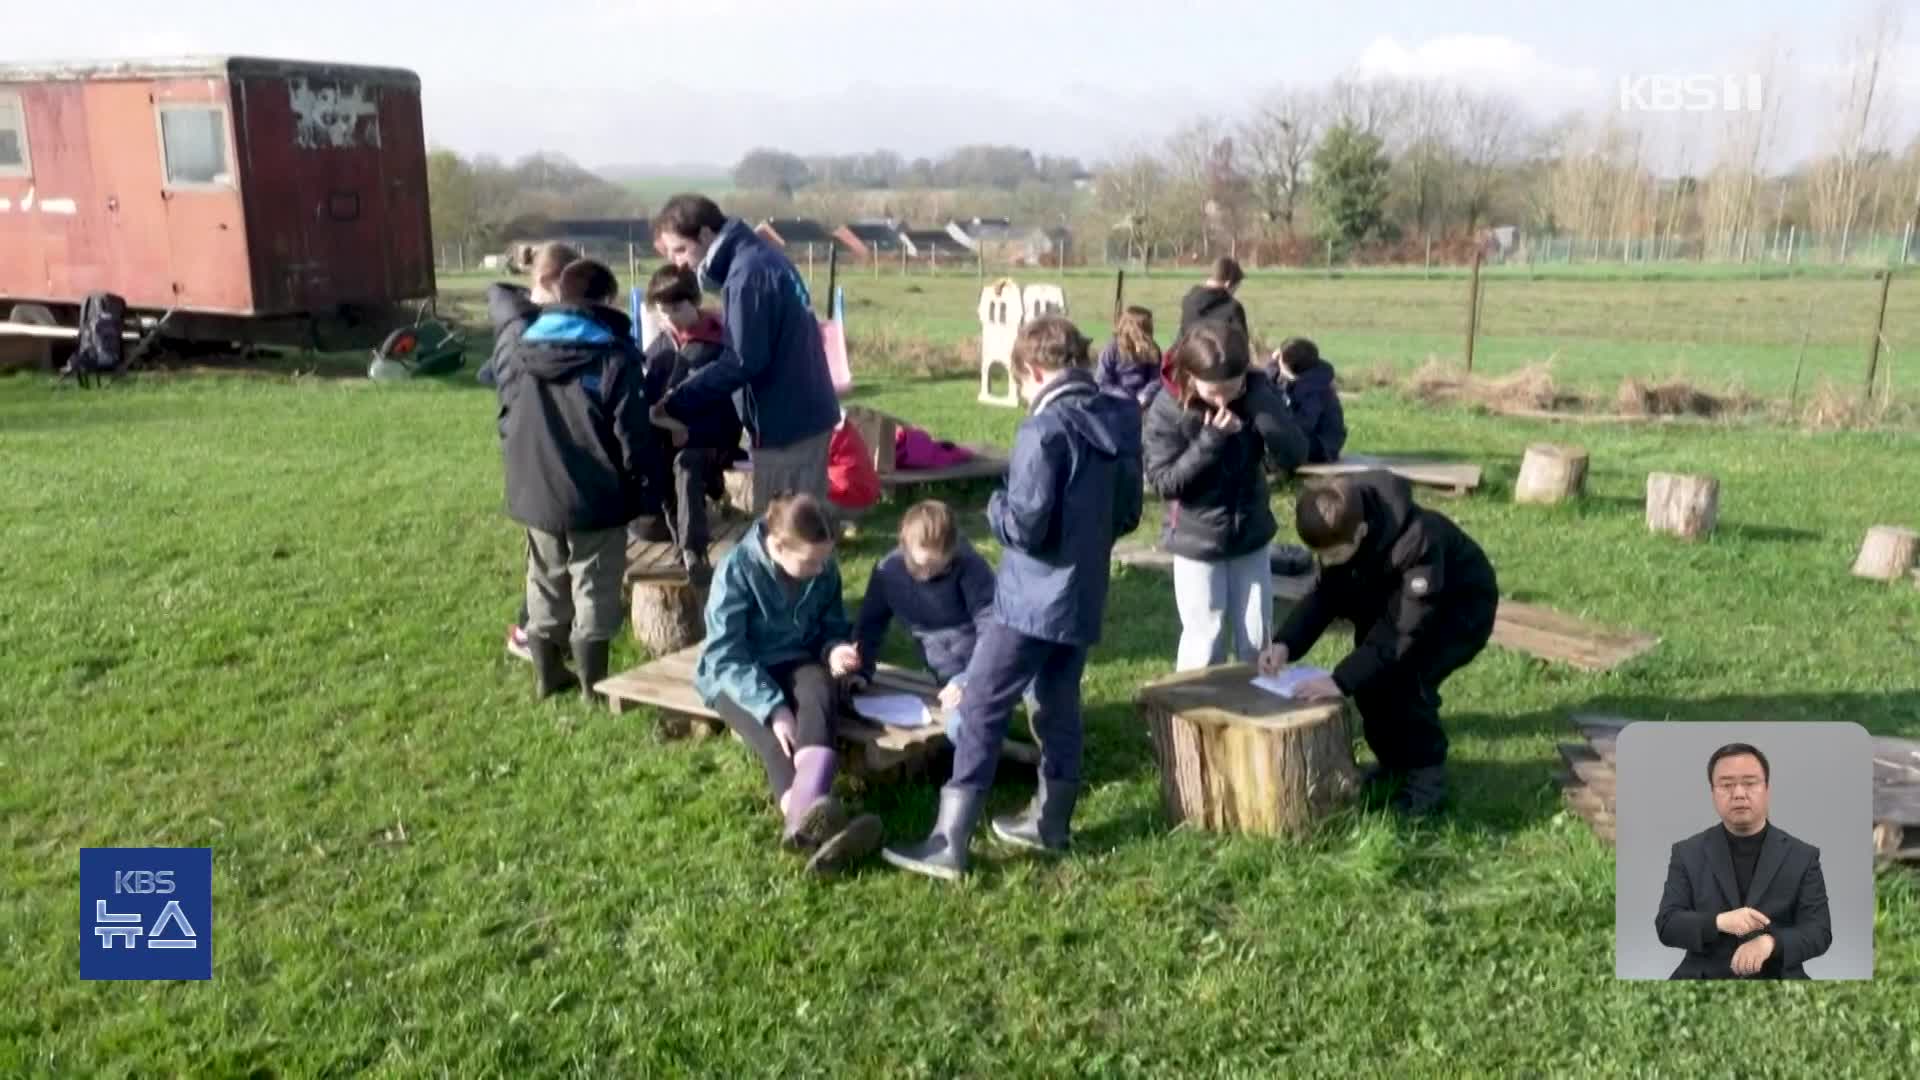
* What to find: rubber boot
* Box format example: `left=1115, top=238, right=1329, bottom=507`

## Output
left=805, top=812, right=883, bottom=876
left=529, top=634, right=578, bottom=699
left=1391, top=765, right=1448, bottom=817
left=681, top=548, right=713, bottom=588
left=990, top=776, right=1080, bottom=854
left=881, top=786, right=986, bottom=882
left=573, top=638, right=610, bottom=705
left=781, top=748, right=848, bottom=852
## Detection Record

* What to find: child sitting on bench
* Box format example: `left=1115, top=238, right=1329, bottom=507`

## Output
left=694, top=493, right=883, bottom=874
left=1269, top=336, right=1346, bottom=464
left=848, top=500, right=1009, bottom=728
left=641, top=265, right=747, bottom=586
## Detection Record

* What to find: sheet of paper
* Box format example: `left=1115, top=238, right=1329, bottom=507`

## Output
left=1250, top=666, right=1333, bottom=699
left=851, top=692, right=932, bottom=728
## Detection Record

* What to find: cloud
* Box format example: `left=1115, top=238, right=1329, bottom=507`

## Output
left=1353, top=33, right=1608, bottom=109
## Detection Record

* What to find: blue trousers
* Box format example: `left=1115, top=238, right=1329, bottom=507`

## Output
left=948, top=621, right=1088, bottom=791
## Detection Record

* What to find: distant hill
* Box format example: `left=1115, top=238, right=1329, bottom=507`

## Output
left=595, top=163, right=735, bottom=203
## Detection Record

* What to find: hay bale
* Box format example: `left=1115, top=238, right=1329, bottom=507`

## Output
left=1479, top=363, right=1563, bottom=412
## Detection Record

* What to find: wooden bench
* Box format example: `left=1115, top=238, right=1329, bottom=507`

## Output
left=1295, top=454, right=1483, bottom=497
left=594, top=644, right=1040, bottom=779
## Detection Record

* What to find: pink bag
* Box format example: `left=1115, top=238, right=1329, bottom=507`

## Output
left=894, top=425, right=976, bottom=470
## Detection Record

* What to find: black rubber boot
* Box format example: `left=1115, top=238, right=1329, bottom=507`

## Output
left=881, top=786, right=986, bottom=882
left=573, top=638, right=610, bottom=705
left=1391, top=765, right=1448, bottom=817
left=805, top=812, right=884, bottom=876
left=681, top=548, right=713, bottom=588
left=990, top=777, right=1080, bottom=854
left=529, top=634, right=578, bottom=700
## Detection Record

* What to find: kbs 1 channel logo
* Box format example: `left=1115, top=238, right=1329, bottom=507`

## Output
left=79, top=848, right=213, bottom=980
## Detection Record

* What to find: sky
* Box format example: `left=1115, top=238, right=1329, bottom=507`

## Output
left=7, top=0, right=1917, bottom=174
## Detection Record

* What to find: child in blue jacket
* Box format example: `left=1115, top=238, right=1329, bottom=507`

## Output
left=694, top=493, right=883, bottom=875
left=883, top=316, right=1144, bottom=881
left=850, top=499, right=996, bottom=698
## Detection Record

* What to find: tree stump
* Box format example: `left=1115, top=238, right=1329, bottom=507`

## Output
left=1514, top=443, right=1589, bottom=504
left=1851, top=525, right=1918, bottom=582
left=1139, top=665, right=1359, bottom=838
left=630, top=580, right=709, bottom=655
left=1646, top=472, right=1719, bottom=541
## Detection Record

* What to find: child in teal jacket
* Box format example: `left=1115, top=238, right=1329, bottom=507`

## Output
left=694, top=493, right=881, bottom=874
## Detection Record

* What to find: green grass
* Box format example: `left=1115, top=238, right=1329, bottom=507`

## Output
left=432, top=265, right=1920, bottom=404
left=3, top=369, right=1919, bottom=1075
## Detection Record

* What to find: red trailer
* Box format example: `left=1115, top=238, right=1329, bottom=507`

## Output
left=0, top=56, right=435, bottom=352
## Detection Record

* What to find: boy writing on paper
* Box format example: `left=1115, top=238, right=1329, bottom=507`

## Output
left=1257, top=472, right=1498, bottom=816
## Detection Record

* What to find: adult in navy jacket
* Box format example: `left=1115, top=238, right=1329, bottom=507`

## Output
left=652, top=195, right=840, bottom=514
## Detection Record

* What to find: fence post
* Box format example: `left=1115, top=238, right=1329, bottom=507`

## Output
left=1112, top=269, right=1126, bottom=324
left=1464, top=248, right=1483, bottom=374
left=826, top=244, right=838, bottom=314
left=1325, top=237, right=1333, bottom=278
left=807, top=244, right=815, bottom=289
left=1424, top=234, right=1432, bottom=280
left=1903, top=221, right=1914, bottom=265
left=1789, top=295, right=1814, bottom=410
left=1786, top=225, right=1796, bottom=266
left=627, top=242, right=636, bottom=285
left=1863, top=270, right=1894, bottom=405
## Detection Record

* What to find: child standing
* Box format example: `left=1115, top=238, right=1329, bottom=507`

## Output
left=1271, top=336, right=1346, bottom=464
left=482, top=241, right=580, bottom=663
left=1095, top=306, right=1162, bottom=406
left=1257, top=472, right=1499, bottom=816
left=695, top=493, right=884, bottom=874
left=641, top=265, right=746, bottom=586
left=1177, top=256, right=1249, bottom=339
left=1144, top=321, right=1308, bottom=670
left=497, top=259, right=652, bottom=702
left=882, top=317, right=1144, bottom=881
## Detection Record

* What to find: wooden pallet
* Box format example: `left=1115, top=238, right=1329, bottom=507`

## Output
left=1295, top=454, right=1484, bottom=497
left=1493, top=602, right=1660, bottom=672
left=1560, top=715, right=1920, bottom=863
left=624, top=512, right=749, bottom=586
left=594, top=643, right=1039, bottom=778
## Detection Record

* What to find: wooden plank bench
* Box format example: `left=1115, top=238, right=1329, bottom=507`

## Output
left=1295, top=454, right=1483, bottom=497
left=594, top=643, right=1040, bottom=779
left=1111, top=540, right=1659, bottom=672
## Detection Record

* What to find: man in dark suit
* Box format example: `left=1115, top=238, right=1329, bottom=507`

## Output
left=1654, top=743, right=1833, bottom=979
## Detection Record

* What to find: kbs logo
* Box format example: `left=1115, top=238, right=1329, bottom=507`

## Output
left=1619, top=74, right=1764, bottom=113
left=80, top=848, right=212, bottom=980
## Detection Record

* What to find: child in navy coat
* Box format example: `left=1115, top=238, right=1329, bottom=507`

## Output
left=883, top=316, right=1144, bottom=881
left=1094, top=306, right=1162, bottom=406
left=1271, top=337, right=1346, bottom=464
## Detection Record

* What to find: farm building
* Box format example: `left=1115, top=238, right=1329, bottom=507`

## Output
left=898, top=228, right=973, bottom=260
left=502, top=217, right=653, bottom=264
left=754, top=218, right=843, bottom=253
left=833, top=221, right=904, bottom=259
left=1024, top=225, right=1073, bottom=265
left=0, top=56, right=434, bottom=349
left=945, top=217, right=1015, bottom=252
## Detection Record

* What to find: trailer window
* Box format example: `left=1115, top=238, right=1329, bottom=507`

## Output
left=158, top=105, right=232, bottom=187
left=0, top=93, right=28, bottom=177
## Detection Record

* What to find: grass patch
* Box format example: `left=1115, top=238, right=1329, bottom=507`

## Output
left=2, top=370, right=1918, bottom=1073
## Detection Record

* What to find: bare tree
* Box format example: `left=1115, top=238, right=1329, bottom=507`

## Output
left=1699, top=48, right=1788, bottom=260
left=1094, top=147, right=1172, bottom=264
left=1451, top=88, right=1526, bottom=233
left=1808, top=2, right=1904, bottom=260
left=1240, top=86, right=1322, bottom=238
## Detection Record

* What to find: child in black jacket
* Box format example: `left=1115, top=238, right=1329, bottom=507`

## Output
left=640, top=265, right=746, bottom=584
left=1258, top=472, right=1498, bottom=816
left=1143, top=321, right=1308, bottom=671
left=1271, top=337, right=1346, bottom=464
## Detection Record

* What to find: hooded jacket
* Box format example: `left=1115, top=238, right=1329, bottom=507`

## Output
left=988, top=368, right=1145, bottom=645
left=477, top=283, right=538, bottom=392
left=1276, top=353, right=1347, bottom=464
left=1178, top=284, right=1249, bottom=339
left=498, top=303, right=652, bottom=534
left=1095, top=341, right=1160, bottom=405
left=643, top=312, right=746, bottom=452
left=854, top=538, right=997, bottom=684
left=660, top=218, right=841, bottom=450
left=1275, top=472, right=1499, bottom=694
left=693, top=519, right=854, bottom=724
left=1143, top=359, right=1308, bottom=561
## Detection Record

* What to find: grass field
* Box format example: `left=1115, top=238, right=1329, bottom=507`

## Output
left=3, top=361, right=1919, bottom=1074
left=433, top=265, right=1920, bottom=406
